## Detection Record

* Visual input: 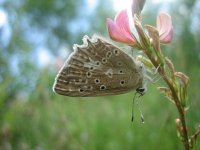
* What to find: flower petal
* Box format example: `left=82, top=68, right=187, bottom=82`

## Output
left=106, top=9, right=136, bottom=45
left=157, top=12, right=173, bottom=44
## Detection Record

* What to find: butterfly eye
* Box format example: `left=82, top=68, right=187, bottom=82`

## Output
left=136, top=87, right=146, bottom=96
left=100, top=85, right=106, bottom=90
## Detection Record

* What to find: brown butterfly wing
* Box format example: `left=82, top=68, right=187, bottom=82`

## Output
left=53, top=36, right=143, bottom=97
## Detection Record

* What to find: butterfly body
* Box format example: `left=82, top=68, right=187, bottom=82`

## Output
left=53, top=35, right=145, bottom=97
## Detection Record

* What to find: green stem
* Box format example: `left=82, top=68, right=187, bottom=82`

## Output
left=160, top=68, right=190, bottom=150
left=144, top=51, right=190, bottom=150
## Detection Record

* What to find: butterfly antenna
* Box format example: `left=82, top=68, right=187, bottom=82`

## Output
left=136, top=95, right=145, bottom=123
left=131, top=92, right=137, bottom=122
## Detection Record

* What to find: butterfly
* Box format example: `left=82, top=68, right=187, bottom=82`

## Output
left=53, top=35, right=146, bottom=97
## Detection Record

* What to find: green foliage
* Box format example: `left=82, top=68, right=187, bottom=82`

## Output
left=1, top=82, right=184, bottom=150
left=0, top=0, right=200, bottom=149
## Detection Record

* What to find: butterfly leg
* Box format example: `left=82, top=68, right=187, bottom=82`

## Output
left=145, top=64, right=162, bottom=84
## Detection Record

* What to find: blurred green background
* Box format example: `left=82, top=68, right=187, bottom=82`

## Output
left=0, top=0, right=200, bottom=149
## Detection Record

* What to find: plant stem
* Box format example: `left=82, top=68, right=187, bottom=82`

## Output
left=143, top=50, right=190, bottom=150
left=160, top=67, right=190, bottom=150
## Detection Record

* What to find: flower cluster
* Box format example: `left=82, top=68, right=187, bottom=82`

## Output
left=106, top=7, right=173, bottom=46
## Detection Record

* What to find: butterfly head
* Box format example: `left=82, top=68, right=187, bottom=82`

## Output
left=136, top=87, right=146, bottom=96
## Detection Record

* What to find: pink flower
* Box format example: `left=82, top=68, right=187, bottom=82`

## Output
left=106, top=9, right=137, bottom=45
left=157, top=12, right=173, bottom=44
left=106, top=9, right=173, bottom=46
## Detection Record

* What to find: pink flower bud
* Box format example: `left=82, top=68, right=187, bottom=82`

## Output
left=157, top=12, right=173, bottom=44
left=106, top=9, right=137, bottom=45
